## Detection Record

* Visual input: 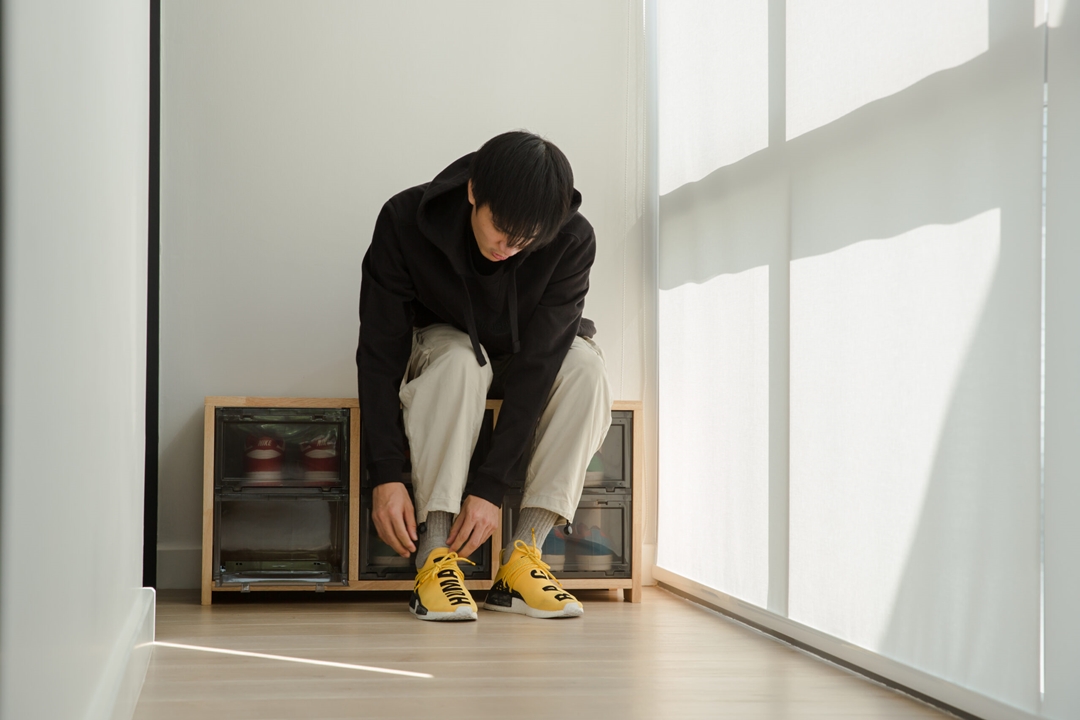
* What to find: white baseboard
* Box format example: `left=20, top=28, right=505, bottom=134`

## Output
left=652, top=566, right=1038, bottom=720
left=157, top=544, right=201, bottom=589
left=84, top=587, right=156, bottom=720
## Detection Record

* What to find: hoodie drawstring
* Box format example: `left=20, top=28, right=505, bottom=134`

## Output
left=460, top=277, right=488, bottom=367
left=508, top=268, right=520, bottom=354
left=460, top=268, right=519, bottom=367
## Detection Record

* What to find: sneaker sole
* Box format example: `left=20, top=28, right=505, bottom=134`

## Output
left=481, top=597, right=583, bottom=619
left=409, top=594, right=477, bottom=622
left=244, top=471, right=283, bottom=481
left=576, top=554, right=614, bottom=571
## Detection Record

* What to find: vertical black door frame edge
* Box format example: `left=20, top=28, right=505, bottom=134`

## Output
left=0, top=0, right=8, bottom=677
left=143, top=0, right=161, bottom=588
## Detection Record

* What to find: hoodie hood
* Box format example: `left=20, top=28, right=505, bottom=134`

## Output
left=416, top=153, right=583, bottom=274
left=415, top=153, right=584, bottom=366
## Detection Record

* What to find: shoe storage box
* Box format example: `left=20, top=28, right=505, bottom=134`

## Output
left=216, top=494, right=348, bottom=585
left=503, top=492, right=631, bottom=578
left=357, top=409, right=494, bottom=579
left=504, top=410, right=632, bottom=492
left=212, top=407, right=350, bottom=588
left=202, top=397, right=642, bottom=604
left=501, top=409, right=634, bottom=579
left=582, top=410, right=633, bottom=492
left=358, top=486, right=491, bottom=580
left=216, top=407, right=349, bottom=489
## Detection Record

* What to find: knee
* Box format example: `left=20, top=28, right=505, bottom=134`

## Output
left=437, top=342, right=494, bottom=391
left=561, top=345, right=608, bottom=393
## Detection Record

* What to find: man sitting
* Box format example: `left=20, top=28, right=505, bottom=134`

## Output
left=357, top=131, right=612, bottom=620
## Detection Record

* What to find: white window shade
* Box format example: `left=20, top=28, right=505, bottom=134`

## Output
left=786, top=0, right=988, bottom=140
left=658, top=267, right=770, bottom=606
left=787, top=209, right=1031, bottom=674
left=656, top=1, right=1045, bottom=714
left=657, top=0, right=768, bottom=195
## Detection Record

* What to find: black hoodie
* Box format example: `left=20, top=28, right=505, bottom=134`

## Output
left=356, top=153, right=597, bottom=507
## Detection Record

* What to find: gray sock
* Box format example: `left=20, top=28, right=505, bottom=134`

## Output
left=415, top=510, right=453, bottom=570
left=504, top=507, right=561, bottom=563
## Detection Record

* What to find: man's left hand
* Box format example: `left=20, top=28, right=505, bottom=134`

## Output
left=447, top=495, right=500, bottom=559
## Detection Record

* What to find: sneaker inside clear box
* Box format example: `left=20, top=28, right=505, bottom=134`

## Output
left=216, top=408, right=348, bottom=489
left=215, top=495, right=347, bottom=584
left=505, top=495, right=630, bottom=578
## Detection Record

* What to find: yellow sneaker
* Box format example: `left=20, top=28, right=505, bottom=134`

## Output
left=409, top=548, right=477, bottom=621
left=483, top=532, right=583, bottom=619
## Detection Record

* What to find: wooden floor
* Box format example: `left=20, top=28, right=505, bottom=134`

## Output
left=134, top=588, right=953, bottom=720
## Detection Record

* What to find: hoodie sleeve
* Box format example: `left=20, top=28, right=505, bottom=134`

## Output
left=357, top=201, right=415, bottom=487
left=464, top=227, right=595, bottom=508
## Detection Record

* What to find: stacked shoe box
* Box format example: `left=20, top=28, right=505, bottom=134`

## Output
left=357, top=410, right=493, bottom=580
left=213, top=407, right=350, bottom=587
left=502, top=410, right=634, bottom=578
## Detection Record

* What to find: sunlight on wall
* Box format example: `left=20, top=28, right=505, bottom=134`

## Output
left=1036, top=0, right=1069, bottom=26
left=1053, top=0, right=1070, bottom=26
left=787, top=208, right=1000, bottom=648
left=786, top=0, right=988, bottom=140
left=657, top=265, right=770, bottom=607
left=657, top=0, right=768, bottom=196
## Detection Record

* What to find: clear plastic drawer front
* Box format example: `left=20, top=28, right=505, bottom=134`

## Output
left=216, top=408, right=349, bottom=490
left=504, top=492, right=630, bottom=578
left=506, top=410, right=632, bottom=491
left=582, top=410, right=633, bottom=491
left=215, top=495, right=347, bottom=585
left=358, top=488, right=490, bottom=579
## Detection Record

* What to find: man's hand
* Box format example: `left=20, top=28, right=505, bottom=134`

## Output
left=371, top=482, right=417, bottom=558
left=447, top=495, right=499, bottom=559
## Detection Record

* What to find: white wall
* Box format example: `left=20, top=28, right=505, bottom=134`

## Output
left=0, top=1, right=154, bottom=719
left=157, top=0, right=647, bottom=587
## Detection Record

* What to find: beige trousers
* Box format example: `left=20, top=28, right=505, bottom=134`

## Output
left=399, top=323, right=613, bottom=523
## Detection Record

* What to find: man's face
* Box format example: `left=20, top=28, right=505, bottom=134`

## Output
left=467, top=181, right=530, bottom=262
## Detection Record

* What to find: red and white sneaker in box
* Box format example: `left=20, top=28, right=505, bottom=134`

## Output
left=244, top=435, right=284, bottom=485
left=301, top=437, right=339, bottom=485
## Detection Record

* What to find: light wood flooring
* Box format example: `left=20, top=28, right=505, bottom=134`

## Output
left=134, top=587, right=954, bottom=720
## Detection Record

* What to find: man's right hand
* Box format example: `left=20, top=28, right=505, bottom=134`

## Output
left=371, top=482, right=417, bottom=558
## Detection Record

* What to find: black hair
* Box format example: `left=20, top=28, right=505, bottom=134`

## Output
left=469, top=131, right=574, bottom=250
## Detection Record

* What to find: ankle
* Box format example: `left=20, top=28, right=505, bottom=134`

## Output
left=511, top=507, right=561, bottom=552
left=415, top=510, right=453, bottom=570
